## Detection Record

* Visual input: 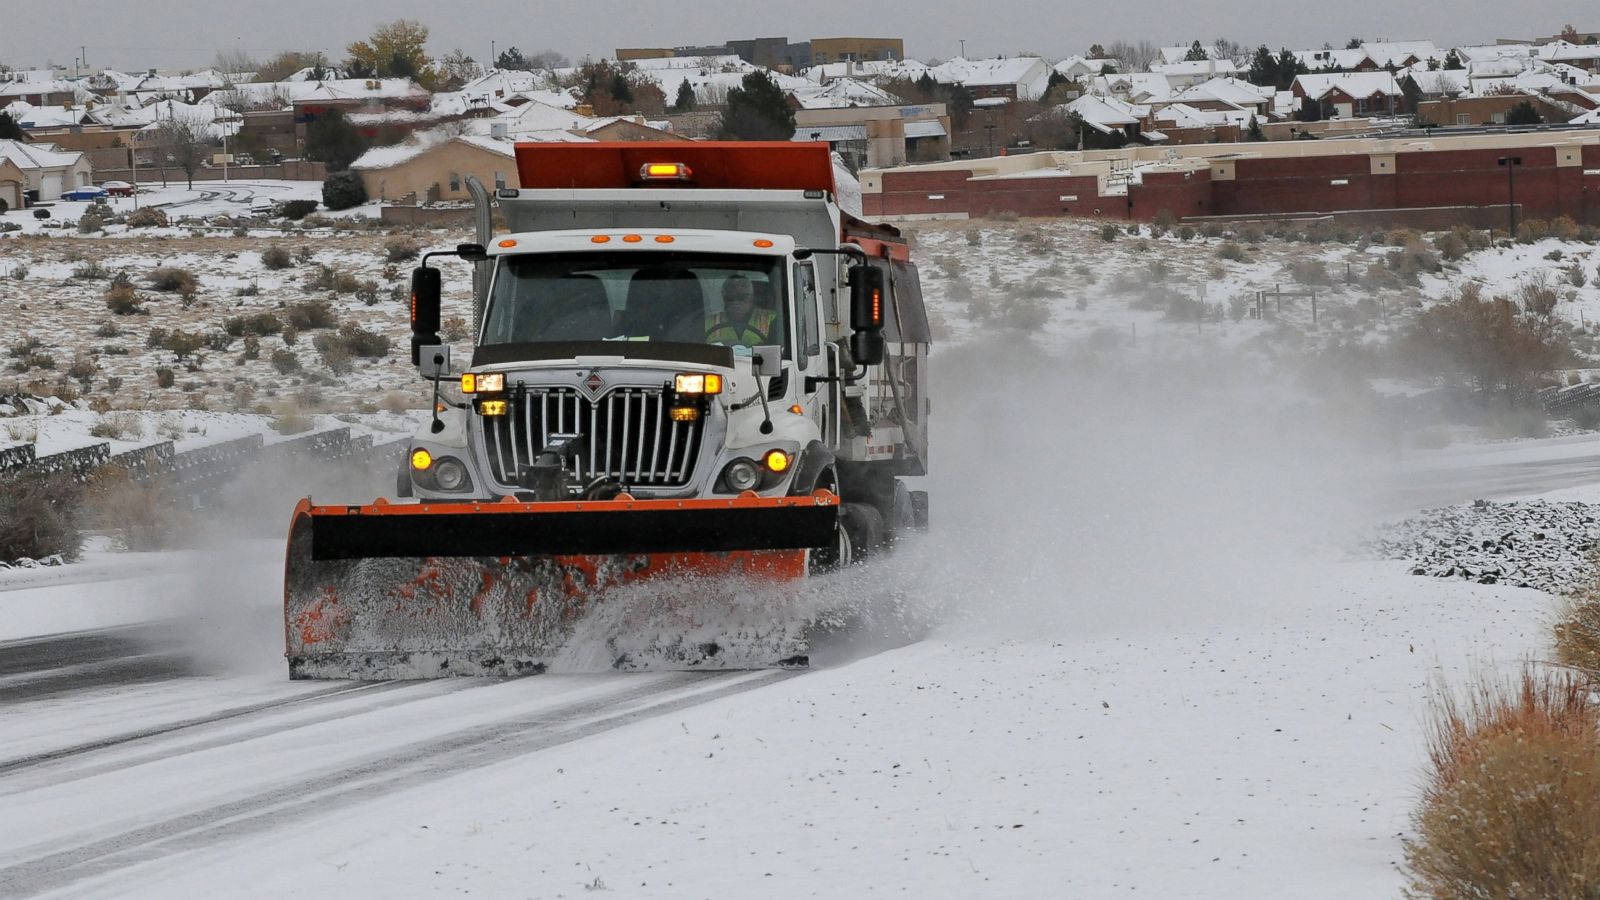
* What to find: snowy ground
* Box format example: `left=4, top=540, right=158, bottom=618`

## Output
left=2, top=206, right=1596, bottom=896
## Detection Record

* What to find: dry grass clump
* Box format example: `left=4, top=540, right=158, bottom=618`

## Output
left=1555, top=592, right=1600, bottom=678
left=147, top=266, right=198, bottom=293
left=84, top=467, right=183, bottom=550
left=273, top=399, right=313, bottom=435
left=285, top=298, right=336, bottom=330
left=260, top=245, right=293, bottom=270
left=1405, top=669, right=1600, bottom=898
left=125, top=206, right=168, bottom=228
left=0, top=471, right=83, bottom=562
left=383, top=238, right=420, bottom=262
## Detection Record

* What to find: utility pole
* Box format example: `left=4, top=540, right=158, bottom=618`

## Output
left=960, top=39, right=966, bottom=59
left=1498, top=155, right=1521, bottom=241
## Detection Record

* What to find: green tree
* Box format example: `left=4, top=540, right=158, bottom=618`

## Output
left=719, top=70, right=795, bottom=141
left=495, top=46, right=530, bottom=71
left=345, top=19, right=438, bottom=88
left=1088, top=43, right=1107, bottom=58
left=1184, top=40, right=1208, bottom=62
left=672, top=78, right=696, bottom=112
left=1505, top=101, right=1542, bottom=126
left=0, top=111, right=23, bottom=140
left=1247, top=45, right=1279, bottom=87
left=1345, top=37, right=1364, bottom=50
left=1443, top=49, right=1464, bottom=70
left=1245, top=115, right=1264, bottom=141
left=304, top=107, right=368, bottom=171
left=321, top=171, right=367, bottom=211
left=1274, top=48, right=1307, bottom=90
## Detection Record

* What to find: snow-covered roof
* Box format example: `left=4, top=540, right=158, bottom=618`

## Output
left=1150, top=59, right=1241, bottom=78
left=1090, top=73, right=1173, bottom=104
left=801, top=59, right=929, bottom=84
left=1170, top=77, right=1271, bottom=108
left=1063, top=94, right=1147, bottom=131
left=903, top=120, right=947, bottom=139
left=790, top=77, right=900, bottom=109
left=1538, top=40, right=1600, bottom=63
left=1053, top=56, right=1117, bottom=77
left=0, top=139, right=87, bottom=171
left=1407, top=70, right=1470, bottom=96
left=1361, top=41, right=1439, bottom=67
left=793, top=124, right=867, bottom=143
left=927, top=57, right=1051, bottom=99
left=1293, top=72, right=1401, bottom=100
left=351, top=119, right=593, bottom=171
left=1159, top=45, right=1219, bottom=65
left=1293, top=48, right=1374, bottom=72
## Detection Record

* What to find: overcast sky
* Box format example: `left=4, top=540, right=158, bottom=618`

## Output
left=3, top=1, right=1594, bottom=72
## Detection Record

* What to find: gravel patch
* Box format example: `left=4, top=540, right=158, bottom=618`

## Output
left=1372, top=499, right=1600, bottom=593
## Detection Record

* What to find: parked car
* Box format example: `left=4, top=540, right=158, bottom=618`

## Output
left=100, top=180, right=135, bottom=197
left=60, top=186, right=109, bottom=201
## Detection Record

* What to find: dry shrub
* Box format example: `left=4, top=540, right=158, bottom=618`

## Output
left=1551, top=216, right=1580, bottom=242
left=1216, top=241, right=1246, bottom=261
left=0, top=471, right=83, bottom=562
left=274, top=399, right=312, bottom=435
left=1517, top=219, right=1551, bottom=244
left=1555, top=593, right=1600, bottom=678
left=84, top=467, right=182, bottom=551
left=383, top=238, right=420, bottom=262
left=89, top=410, right=143, bottom=441
left=224, top=312, right=283, bottom=336
left=260, top=245, right=293, bottom=270
left=1406, top=670, right=1600, bottom=898
left=1290, top=258, right=1331, bottom=285
left=147, top=266, right=198, bottom=293
left=285, top=298, right=336, bottom=330
left=125, top=206, right=168, bottom=228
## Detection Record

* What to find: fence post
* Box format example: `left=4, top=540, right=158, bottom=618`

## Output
left=1311, top=291, right=1317, bottom=324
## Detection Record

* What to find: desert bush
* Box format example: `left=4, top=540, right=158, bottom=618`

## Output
left=160, top=329, right=204, bottom=361
left=1517, top=271, right=1558, bottom=318
left=93, top=322, right=121, bottom=338
left=241, top=336, right=261, bottom=361
left=303, top=264, right=362, bottom=294
left=67, top=354, right=98, bottom=384
left=273, top=399, right=313, bottom=435
left=223, top=312, right=283, bottom=337
left=1550, top=216, right=1580, bottom=242
left=1386, top=227, right=1420, bottom=247
left=442, top=316, right=469, bottom=342
left=154, top=366, right=175, bottom=389
left=1150, top=209, right=1177, bottom=237
left=124, top=206, right=168, bottom=228
left=1517, top=218, right=1551, bottom=244
left=1099, top=223, right=1117, bottom=242
left=147, top=266, right=197, bottom=293
left=380, top=392, right=412, bottom=413
left=1556, top=591, right=1600, bottom=678
left=1398, top=283, right=1566, bottom=393
left=318, top=341, right=353, bottom=375
left=355, top=279, right=381, bottom=305
left=8, top=263, right=28, bottom=281
left=89, top=411, right=142, bottom=441
left=1432, top=230, right=1468, bottom=262
left=83, top=467, right=182, bottom=551
left=1567, top=261, right=1589, bottom=288
left=321, top=171, right=367, bottom=211
left=0, top=471, right=84, bottom=562
left=1289, top=258, right=1331, bottom=285
left=104, top=283, right=145, bottom=315
left=1236, top=223, right=1265, bottom=244
left=383, top=238, right=420, bottom=263
left=1385, top=242, right=1442, bottom=284
left=71, top=260, right=109, bottom=280
left=260, top=245, right=293, bottom=270
left=285, top=298, right=336, bottom=330
left=1199, top=222, right=1222, bottom=239
left=203, top=331, right=233, bottom=352
left=270, top=349, right=301, bottom=374
left=1216, top=241, right=1246, bottom=261
left=1146, top=259, right=1170, bottom=282
left=314, top=322, right=391, bottom=359
left=1405, top=670, right=1600, bottom=898
left=280, top=200, right=318, bottom=221
left=1176, top=224, right=1196, bottom=241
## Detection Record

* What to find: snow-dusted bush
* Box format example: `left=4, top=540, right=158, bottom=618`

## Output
left=147, top=266, right=197, bottom=293
left=125, top=206, right=168, bottom=228
left=261, top=245, right=293, bottom=270
left=0, top=471, right=84, bottom=563
left=1406, top=670, right=1600, bottom=897
left=383, top=238, right=419, bottom=262
left=321, top=172, right=367, bottom=211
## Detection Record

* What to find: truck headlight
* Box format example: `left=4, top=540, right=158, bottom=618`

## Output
left=433, top=457, right=468, bottom=491
left=722, top=459, right=760, bottom=492
left=461, top=372, right=505, bottom=393
left=674, top=373, right=722, bottom=395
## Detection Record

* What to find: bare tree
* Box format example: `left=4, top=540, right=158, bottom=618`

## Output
left=438, top=49, right=482, bottom=90
left=526, top=49, right=570, bottom=70
left=1211, top=38, right=1247, bottom=65
left=1105, top=40, right=1158, bottom=72
left=256, top=50, right=325, bottom=83
left=213, top=49, right=259, bottom=79
left=153, top=118, right=209, bottom=189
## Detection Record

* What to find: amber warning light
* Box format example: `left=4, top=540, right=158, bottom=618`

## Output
left=640, top=162, right=693, bottom=182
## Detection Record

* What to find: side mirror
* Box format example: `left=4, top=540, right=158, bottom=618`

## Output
left=752, top=345, right=782, bottom=378
left=410, top=266, right=442, bottom=366
left=848, top=264, right=886, bottom=333
left=456, top=242, right=488, bottom=262
left=850, top=331, right=885, bottom=367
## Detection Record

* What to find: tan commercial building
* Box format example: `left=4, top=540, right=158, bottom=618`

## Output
left=795, top=103, right=949, bottom=169
left=811, top=38, right=904, bottom=64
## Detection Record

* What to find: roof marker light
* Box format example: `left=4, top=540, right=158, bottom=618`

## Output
left=623, top=234, right=643, bottom=243
left=591, top=235, right=611, bottom=243
left=753, top=239, right=774, bottom=248
left=640, top=162, right=692, bottom=181
left=497, top=239, right=518, bottom=248
left=655, top=235, right=675, bottom=243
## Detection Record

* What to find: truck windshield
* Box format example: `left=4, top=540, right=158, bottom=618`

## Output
left=481, top=251, right=787, bottom=356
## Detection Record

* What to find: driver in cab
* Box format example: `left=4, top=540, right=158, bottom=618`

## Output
left=705, top=275, right=776, bottom=347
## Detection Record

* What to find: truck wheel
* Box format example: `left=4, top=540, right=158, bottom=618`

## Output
left=886, top=479, right=916, bottom=542
left=840, top=502, right=886, bottom=562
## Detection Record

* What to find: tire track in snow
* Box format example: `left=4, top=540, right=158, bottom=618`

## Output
left=0, top=669, right=798, bottom=897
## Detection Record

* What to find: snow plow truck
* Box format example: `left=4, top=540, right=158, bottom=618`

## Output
left=283, top=142, right=931, bottom=679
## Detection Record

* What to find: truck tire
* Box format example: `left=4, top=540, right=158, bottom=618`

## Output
left=886, top=479, right=916, bottom=542
left=840, top=501, right=886, bottom=563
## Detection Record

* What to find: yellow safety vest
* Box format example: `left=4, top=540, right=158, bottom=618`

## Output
left=705, top=308, right=777, bottom=345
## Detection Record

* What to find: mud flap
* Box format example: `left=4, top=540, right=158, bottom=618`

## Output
left=284, top=493, right=838, bottom=679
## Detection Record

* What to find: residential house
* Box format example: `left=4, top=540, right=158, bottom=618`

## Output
left=0, top=73, right=82, bottom=108
left=0, top=139, right=92, bottom=201
left=1053, top=56, right=1118, bottom=80
left=1149, top=58, right=1242, bottom=91
left=1293, top=48, right=1378, bottom=72
left=793, top=102, right=950, bottom=168
left=352, top=123, right=589, bottom=203
left=789, top=78, right=902, bottom=109
left=1360, top=41, right=1440, bottom=69
left=1292, top=72, right=1406, bottom=117
left=0, top=156, right=26, bottom=209
left=1169, top=77, right=1273, bottom=116
left=927, top=57, right=1051, bottom=102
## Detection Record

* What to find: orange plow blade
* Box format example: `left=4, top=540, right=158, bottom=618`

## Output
left=283, top=492, right=839, bottom=679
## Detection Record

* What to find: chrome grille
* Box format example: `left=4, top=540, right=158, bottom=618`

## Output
left=481, top=386, right=703, bottom=491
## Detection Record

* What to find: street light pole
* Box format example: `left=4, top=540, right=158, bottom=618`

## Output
left=1498, top=155, right=1521, bottom=241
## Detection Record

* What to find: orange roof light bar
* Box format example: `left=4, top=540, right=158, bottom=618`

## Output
left=641, top=162, right=693, bottom=181
left=514, top=142, right=837, bottom=194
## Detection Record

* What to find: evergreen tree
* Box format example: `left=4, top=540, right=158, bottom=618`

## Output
left=1443, top=49, right=1464, bottom=70
left=496, top=47, right=531, bottom=72
left=304, top=107, right=368, bottom=172
left=1184, top=40, right=1208, bottom=62
left=672, top=79, right=696, bottom=112
left=1246, top=115, right=1264, bottom=140
left=1247, top=45, right=1279, bottom=87
left=1505, top=101, right=1542, bottom=126
left=1275, top=48, right=1307, bottom=90
left=0, top=111, right=23, bottom=140
left=719, top=70, right=795, bottom=140
left=1088, top=43, right=1107, bottom=58
left=1345, top=37, right=1364, bottom=50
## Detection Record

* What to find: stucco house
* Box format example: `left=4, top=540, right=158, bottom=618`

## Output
left=0, top=156, right=26, bottom=209
left=0, top=140, right=93, bottom=201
